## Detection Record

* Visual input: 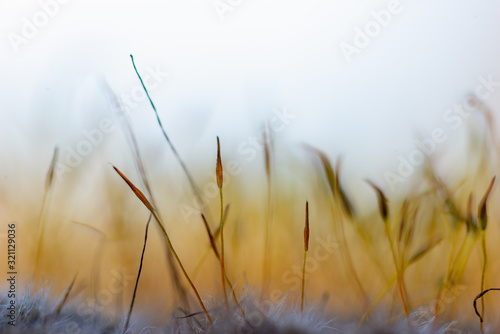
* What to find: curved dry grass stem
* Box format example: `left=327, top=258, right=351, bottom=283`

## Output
left=112, top=165, right=213, bottom=326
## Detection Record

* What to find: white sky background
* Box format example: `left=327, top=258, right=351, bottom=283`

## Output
left=1, top=0, right=500, bottom=209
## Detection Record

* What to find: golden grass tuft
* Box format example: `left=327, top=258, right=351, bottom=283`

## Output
left=367, top=180, right=411, bottom=323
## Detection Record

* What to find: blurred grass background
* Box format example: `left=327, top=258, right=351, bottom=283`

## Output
left=1, top=100, right=499, bottom=330
left=1, top=2, right=500, bottom=330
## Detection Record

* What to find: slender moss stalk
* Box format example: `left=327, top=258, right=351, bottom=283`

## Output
left=153, top=208, right=212, bottom=325
left=434, top=193, right=477, bottom=318
left=479, top=230, right=487, bottom=333
left=478, top=176, right=495, bottom=332
left=385, top=222, right=410, bottom=320
left=216, top=137, right=229, bottom=310
left=301, top=201, right=310, bottom=313
left=191, top=204, right=231, bottom=280
left=219, top=187, right=228, bottom=308
left=35, top=147, right=59, bottom=272
left=261, top=128, right=273, bottom=299
left=359, top=235, right=442, bottom=326
left=201, top=214, right=246, bottom=319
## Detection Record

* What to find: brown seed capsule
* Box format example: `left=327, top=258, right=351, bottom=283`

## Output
left=398, top=200, right=409, bottom=243
left=466, top=193, right=477, bottom=233
left=302, top=144, right=336, bottom=198
left=264, top=129, right=272, bottom=180
left=336, top=157, right=355, bottom=218
left=113, top=165, right=155, bottom=213
left=479, top=176, right=496, bottom=230
left=45, top=146, right=59, bottom=192
left=216, top=136, right=223, bottom=189
left=367, top=180, right=389, bottom=223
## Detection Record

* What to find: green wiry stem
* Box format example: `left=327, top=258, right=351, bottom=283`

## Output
left=130, top=55, right=209, bottom=219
